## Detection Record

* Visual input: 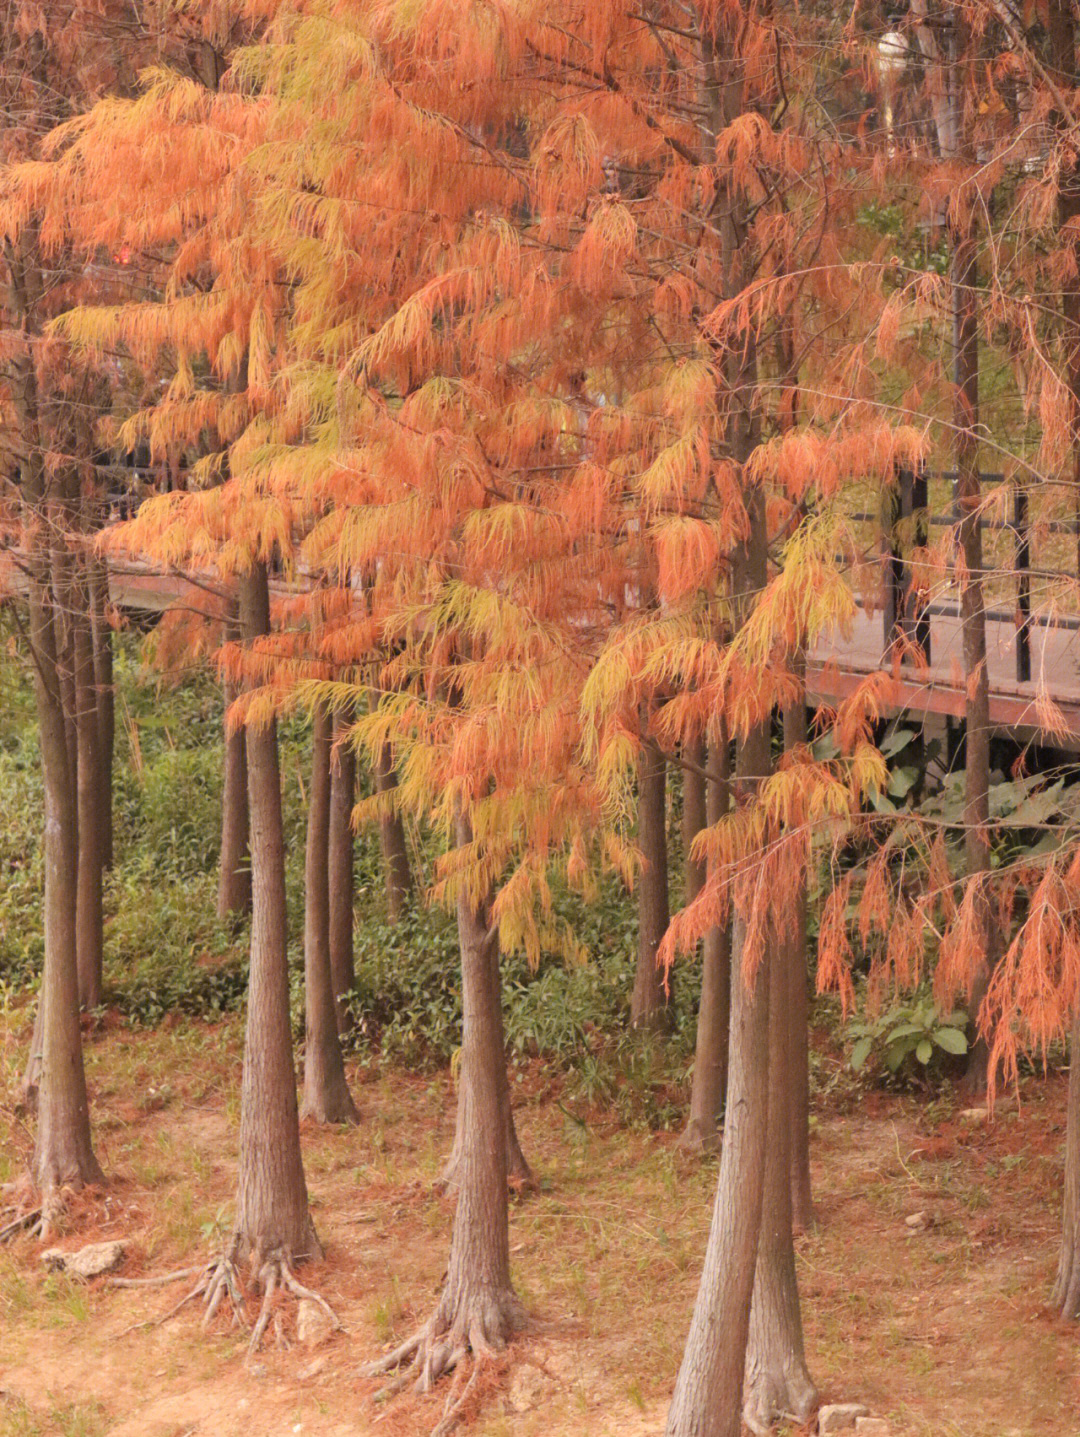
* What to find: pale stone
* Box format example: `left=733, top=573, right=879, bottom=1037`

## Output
left=298, top=1357, right=329, bottom=1381
left=296, top=1298, right=334, bottom=1348
left=41, top=1240, right=125, bottom=1278
left=818, top=1404, right=870, bottom=1433
left=508, top=1363, right=548, bottom=1413
left=959, top=1107, right=990, bottom=1124
left=855, top=1421, right=890, bottom=1437
left=904, top=1211, right=934, bottom=1231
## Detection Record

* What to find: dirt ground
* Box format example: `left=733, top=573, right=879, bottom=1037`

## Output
left=1, top=1013, right=1078, bottom=1437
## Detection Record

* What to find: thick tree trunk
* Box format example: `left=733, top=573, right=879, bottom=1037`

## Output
left=427, top=811, right=521, bottom=1356
left=681, top=730, right=731, bottom=1154
left=666, top=501, right=772, bottom=1437
left=631, top=736, right=671, bottom=1031
left=743, top=913, right=816, bottom=1432
left=217, top=617, right=252, bottom=925
left=89, top=556, right=114, bottom=871
left=374, top=742, right=413, bottom=922
left=50, top=537, right=78, bottom=833
left=784, top=694, right=814, bottom=1231
left=300, top=705, right=358, bottom=1125
left=235, top=563, right=319, bottom=1267
left=1054, top=1010, right=1080, bottom=1318
left=73, top=560, right=104, bottom=1012
left=328, top=708, right=356, bottom=1032
left=28, top=542, right=103, bottom=1195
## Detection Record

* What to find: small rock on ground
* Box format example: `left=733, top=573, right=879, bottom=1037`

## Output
left=818, top=1404, right=870, bottom=1434
left=904, top=1210, right=935, bottom=1231
left=855, top=1420, right=889, bottom=1436
left=41, top=1240, right=125, bottom=1279
left=296, top=1298, right=334, bottom=1348
left=298, top=1356, right=328, bottom=1381
left=959, top=1107, right=989, bottom=1124
left=508, top=1362, right=550, bottom=1413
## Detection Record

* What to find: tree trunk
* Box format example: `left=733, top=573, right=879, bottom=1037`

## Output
left=1054, top=1009, right=1080, bottom=1318
left=300, top=705, right=358, bottom=1125
left=666, top=502, right=772, bottom=1437
left=681, top=729, right=731, bottom=1154
left=426, top=811, right=521, bottom=1358
left=631, top=735, right=671, bottom=1031
left=374, top=741, right=413, bottom=922
left=89, top=556, right=114, bottom=871
left=50, top=535, right=78, bottom=835
left=28, top=535, right=103, bottom=1194
left=217, top=614, right=252, bottom=924
left=73, top=558, right=104, bottom=1013
left=235, top=563, right=319, bottom=1266
left=784, top=694, right=814, bottom=1232
left=328, top=708, right=356, bottom=1032
left=743, top=913, right=816, bottom=1432
left=682, top=736, right=707, bottom=905
left=439, top=1030, right=535, bottom=1195
left=913, top=0, right=993, bottom=1099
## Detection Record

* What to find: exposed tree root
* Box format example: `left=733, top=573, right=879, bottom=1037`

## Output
left=0, top=1206, right=43, bottom=1243
left=0, top=1182, right=70, bottom=1243
left=129, top=1245, right=343, bottom=1360
left=364, top=1291, right=520, bottom=1436
left=742, top=1365, right=817, bottom=1436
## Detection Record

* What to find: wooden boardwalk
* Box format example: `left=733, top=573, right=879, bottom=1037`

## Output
left=6, top=550, right=1080, bottom=743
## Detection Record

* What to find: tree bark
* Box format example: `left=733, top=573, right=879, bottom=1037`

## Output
left=784, top=694, right=814, bottom=1231
left=89, top=556, right=114, bottom=871
left=25, top=506, right=102, bottom=1192
left=300, top=704, right=358, bottom=1125
left=682, top=735, right=707, bottom=906
left=427, top=811, right=521, bottom=1356
left=235, top=563, right=319, bottom=1266
left=73, top=556, right=104, bottom=1012
left=439, top=1025, right=535, bottom=1196
left=631, top=735, right=671, bottom=1032
left=374, top=741, right=413, bottom=922
left=1054, top=1009, right=1080, bottom=1318
left=913, top=0, right=993, bottom=1099
left=217, top=614, right=252, bottom=924
left=743, top=909, right=816, bottom=1432
left=681, top=729, right=731, bottom=1154
left=1056, top=745, right=1080, bottom=1312
left=328, top=708, right=356, bottom=1032
left=666, top=504, right=772, bottom=1437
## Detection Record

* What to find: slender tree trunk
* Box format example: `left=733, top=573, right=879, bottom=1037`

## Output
left=743, top=907, right=816, bottom=1432
left=50, top=537, right=78, bottom=845
left=784, top=692, right=814, bottom=1231
left=374, top=741, right=413, bottom=922
left=89, top=556, right=114, bottom=871
left=1049, top=0, right=1080, bottom=1317
left=954, top=211, right=993, bottom=1099
left=73, top=556, right=104, bottom=1012
left=300, top=705, right=358, bottom=1125
left=682, top=735, right=707, bottom=905
left=217, top=615, right=252, bottom=924
left=1054, top=1010, right=1080, bottom=1318
left=681, top=729, right=731, bottom=1154
left=914, top=1, right=993, bottom=1099
left=31, top=562, right=104, bottom=1195
left=666, top=504, right=771, bottom=1437
left=234, top=563, right=319, bottom=1266
left=328, top=707, right=356, bottom=1032
left=631, top=735, right=671, bottom=1031
left=425, top=811, right=521, bottom=1358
